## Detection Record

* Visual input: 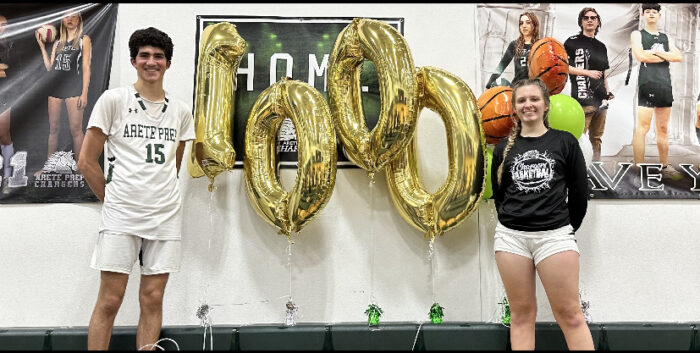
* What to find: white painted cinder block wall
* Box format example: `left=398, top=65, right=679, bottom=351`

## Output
left=1, top=3, right=699, bottom=328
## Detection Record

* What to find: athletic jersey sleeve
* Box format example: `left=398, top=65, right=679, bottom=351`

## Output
left=86, top=89, right=120, bottom=137
left=601, top=44, right=610, bottom=71
left=564, top=37, right=575, bottom=68
left=486, top=41, right=516, bottom=89
left=491, top=140, right=506, bottom=209
left=565, top=135, right=589, bottom=232
left=178, top=102, right=195, bottom=142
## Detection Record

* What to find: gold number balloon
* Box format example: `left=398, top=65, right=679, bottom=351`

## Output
left=188, top=22, right=247, bottom=190
left=244, top=77, right=337, bottom=238
left=385, top=67, right=486, bottom=238
left=328, top=18, right=418, bottom=176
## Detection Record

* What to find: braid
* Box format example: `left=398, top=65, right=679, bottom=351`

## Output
left=497, top=120, right=521, bottom=187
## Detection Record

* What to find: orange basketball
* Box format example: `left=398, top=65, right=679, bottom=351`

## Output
left=528, top=37, right=569, bottom=95
left=478, top=86, right=515, bottom=145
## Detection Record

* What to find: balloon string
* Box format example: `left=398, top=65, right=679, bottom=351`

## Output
left=429, top=236, right=437, bottom=303
left=369, top=179, right=376, bottom=305
left=477, top=202, right=485, bottom=322
left=205, top=187, right=215, bottom=302
left=287, top=237, right=294, bottom=302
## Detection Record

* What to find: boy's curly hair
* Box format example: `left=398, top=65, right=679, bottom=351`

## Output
left=128, top=27, right=173, bottom=61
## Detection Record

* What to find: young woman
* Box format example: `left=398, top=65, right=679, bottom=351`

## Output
left=490, top=78, right=593, bottom=350
left=486, top=12, right=541, bottom=89
left=35, top=11, right=92, bottom=176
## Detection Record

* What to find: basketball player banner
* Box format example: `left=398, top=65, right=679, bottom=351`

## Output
left=0, top=4, right=117, bottom=204
left=477, top=3, right=700, bottom=199
left=194, top=16, right=403, bottom=168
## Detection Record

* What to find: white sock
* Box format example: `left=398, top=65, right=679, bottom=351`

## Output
left=1, top=143, right=13, bottom=178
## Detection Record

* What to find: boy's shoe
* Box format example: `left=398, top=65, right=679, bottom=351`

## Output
left=661, top=164, right=683, bottom=181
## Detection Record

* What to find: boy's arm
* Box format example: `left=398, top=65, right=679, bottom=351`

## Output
left=630, top=30, right=664, bottom=63
left=653, top=35, right=683, bottom=63
left=78, top=127, right=107, bottom=202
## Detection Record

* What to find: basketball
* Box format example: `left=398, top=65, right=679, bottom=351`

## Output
left=528, top=37, right=569, bottom=95
left=478, top=86, right=515, bottom=145
left=36, top=24, right=57, bottom=43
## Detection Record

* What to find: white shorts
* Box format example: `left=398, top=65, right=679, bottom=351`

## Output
left=90, top=231, right=182, bottom=275
left=493, top=222, right=579, bottom=266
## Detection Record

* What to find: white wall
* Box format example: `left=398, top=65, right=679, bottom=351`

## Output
left=2, top=3, right=700, bottom=328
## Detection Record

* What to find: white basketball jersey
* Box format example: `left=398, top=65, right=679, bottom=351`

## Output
left=87, top=85, right=195, bottom=240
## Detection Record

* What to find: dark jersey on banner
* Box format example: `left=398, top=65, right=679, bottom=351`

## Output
left=49, top=37, right=85, bottom=99
left=491, top=128, right=588, bottom=232
left=564, top=34, right=609, bottom=108
left=487, top=41, right=531, bottom=88
left=638, top=29, right=671, bottom=88
left=0, top=38, right=17, bottom=106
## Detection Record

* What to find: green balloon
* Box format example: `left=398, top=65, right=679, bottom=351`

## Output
left=548, top=94, right=584, bottom=139
left=482, top=147, right=493, bottom=200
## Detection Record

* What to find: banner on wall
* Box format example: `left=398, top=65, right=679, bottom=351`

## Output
left=0, top=3, right=118, bottom=204
left=477, top=3, right=700, bottom=199
left=195, top=16, right=403, bottom=168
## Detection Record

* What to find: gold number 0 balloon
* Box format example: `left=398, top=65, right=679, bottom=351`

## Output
left=188, top=22, right=247, bottom=190
left=328, top=18, right=417, bottom=176
left=244, top=78, right=337, bottom=239
left=385, top=67, right=486, bottom=239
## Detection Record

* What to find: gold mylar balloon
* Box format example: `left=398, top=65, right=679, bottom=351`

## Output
left=385, top=67, right=486, bottom=239
left=188, top=22, right=247, bottom=189
left=328, top=18, right=418, bottom=176
left=244, top=77, right=337, bottom=238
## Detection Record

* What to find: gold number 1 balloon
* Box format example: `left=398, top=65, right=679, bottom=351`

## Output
left=244, top=77, right=337, bottom=239
left=328, top=18, right=418, bottom=176
left=385, top=67, right=486, bottom=239
left=188, top=22, right=247, bottom=190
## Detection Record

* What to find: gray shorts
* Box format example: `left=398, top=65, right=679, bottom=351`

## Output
left=494, top=222, right=579, bottom=266
left=90, top=231, right=182, bottom=275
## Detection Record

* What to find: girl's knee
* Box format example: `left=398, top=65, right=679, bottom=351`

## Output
left=553, top=306, right=585, bottom=328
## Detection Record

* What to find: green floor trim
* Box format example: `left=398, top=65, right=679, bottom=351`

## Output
left=0, top=322, right=698, bottom=350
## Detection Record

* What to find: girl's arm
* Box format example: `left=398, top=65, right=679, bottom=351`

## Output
left=78, top=35, right=92, bottom=109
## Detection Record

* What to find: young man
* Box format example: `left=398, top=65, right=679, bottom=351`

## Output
left=630, top=3, right=683, bottom=180
left=78, top=27, right=195, bottom=350
left=564, top=7, right=612, bottom=162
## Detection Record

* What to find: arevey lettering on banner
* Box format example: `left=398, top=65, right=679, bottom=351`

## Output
left=477, top=3, right=700, bottom=199
left=194, top=16, right=402, bottom=168
left=0, top=3, right=118, bottom=203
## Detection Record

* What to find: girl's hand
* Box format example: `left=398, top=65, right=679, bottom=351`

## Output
left=78, top=93, right=88, bottom=110
left=35, top=30, right=45, bottom=48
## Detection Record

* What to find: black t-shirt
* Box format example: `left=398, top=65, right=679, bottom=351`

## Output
left=0, top=38, right=17, bottom=102
left=564, top=34, right=609, bottom=107
left=491, top=128, right=588, bottom=232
